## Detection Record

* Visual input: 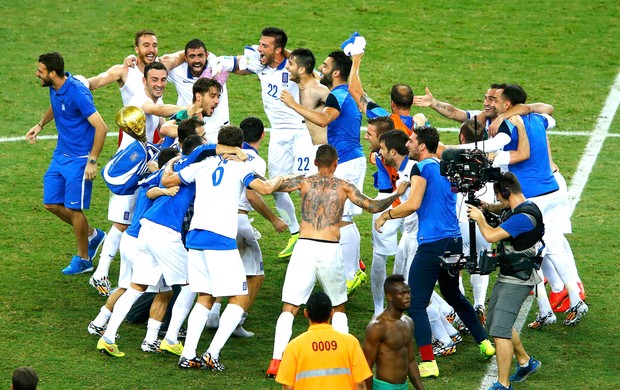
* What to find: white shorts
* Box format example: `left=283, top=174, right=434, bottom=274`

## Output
left=118, top=232, right=171, bottom=293
left=237, top=215, right=264, bottom=276
left=268, top=129, right=316, bottom=177
left=107, top=191, right=137, bottom=225
left=131, top=219, right=189, bottom=287
left=530, top=189, right=565, bottom=255
left=334, top=156, right=367, bottom=219
left=554, top=171, right=572, bottom=234
left=394, top=230, right=418, bottom=283
left=281, top=239, right=347, bottom=307
left=187, top=248, right=248, bottom=297
left=372, top=208, right=402, bottom=256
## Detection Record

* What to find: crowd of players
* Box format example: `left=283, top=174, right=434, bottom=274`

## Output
left=28, top=28, right=589, bottom=389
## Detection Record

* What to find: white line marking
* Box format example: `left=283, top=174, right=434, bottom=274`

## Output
left=5, top=128, right=619, bottom=144
left=479, top=70, right=620, bottom=389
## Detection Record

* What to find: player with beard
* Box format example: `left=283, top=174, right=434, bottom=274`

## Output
left=232, top=26, right=311, bottom=259
left=281, top=50, right=367, bottom=300
left=26, top=52, right=108, bottom=274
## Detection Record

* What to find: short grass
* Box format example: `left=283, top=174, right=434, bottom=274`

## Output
left=1, top=0, right=619, bottom=389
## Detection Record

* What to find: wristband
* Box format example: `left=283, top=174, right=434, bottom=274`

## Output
left=388, top=210, right=393, bottom=219
left=37, top=123, right=43, bottom=129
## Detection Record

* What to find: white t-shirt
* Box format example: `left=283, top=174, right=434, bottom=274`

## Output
left=168, top=53, right=233, bottom=138
left=239, top=45, right=305, bottom=130
left=120, top=66, right=145, bottom=106
left=397, top=159, right=419, bottom=234
left=179, top=157, right=255, bottom=239
left=237, top=145, right=266, bottom=212
left=128, top=89, right=163, bottom=144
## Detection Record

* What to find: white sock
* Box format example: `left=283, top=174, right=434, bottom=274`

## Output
left=332, top=311, right=349, bottom=334
left=273, top=192, right=299, bottom=234
left=440, top=309, right=459, bottom=337
left=272, top=312, right=294, bottom=360
left=92, top=305, right=112, bottom=328
left=562, top=236, right=583, bottom=282
left=164, top=286, right=196, bottom=344
left=182, top=303, right=210, bottom=360
left=458, top=275, right=465, bottom=296
left=471, top=274, right=489, bottom=308
left=88, top=229, right=98, bottom=241
left=233, top=312, right=255, bottom=338
left=371, top=253, right=387, bottom=316
left=93, top=226, right=123, bottom=279
left=206, top=304, right=244, bottom=359
left=206, top=302, right=221, bottom=328
left=340, top=224, right=360, bottom=280
left=541, top=259, right=564, bottom=292
left=428, top=304, right=452, bottom=345
left=534, top=280, right=553, bottom=314
left=145, top=318, right=162, bottom=344
left=102, top=287, right=143, bottom=343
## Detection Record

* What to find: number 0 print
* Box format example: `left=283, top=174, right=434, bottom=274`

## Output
left=311, top=340, right=337, bottom=351
left=212, top=166, right=224, bottom=186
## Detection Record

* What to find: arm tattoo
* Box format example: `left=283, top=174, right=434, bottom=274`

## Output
left=435, top=102, right=454, bottom=113
left=348, top=182, right=398, bottom=213
left=277, top=176, right=303, bottom=192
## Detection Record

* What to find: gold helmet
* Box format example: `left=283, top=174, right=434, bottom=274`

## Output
left=115, top=106, right=146, bottom=143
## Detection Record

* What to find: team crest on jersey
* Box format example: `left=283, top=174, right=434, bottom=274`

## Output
left=129, top=151, right=140, bottom=162
left=282, top=73, right=289, bottom=84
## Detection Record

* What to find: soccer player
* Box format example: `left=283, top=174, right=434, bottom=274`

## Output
left=233, top=26, right=312, bottom=258
left=363, top=274, right=425, bottom=390
left=285, top=48, right=330, bottom=146
left=26, top=52, right=108, bottom=274
left=161, top=126, right=288, bottom=371
left=281, top=50, right=367, bottom=297
left=12, top=366, right=39, bottom=390
left=89, top=62, right=188, bottom=294
left=266, top=145, right=409, bottom=378
left=375, top=126, right=495, bottom=378
left=275, top=291, right=372, bottom=389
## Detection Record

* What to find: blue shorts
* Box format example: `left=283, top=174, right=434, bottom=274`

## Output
left=43, top=153, right=92, bottom=210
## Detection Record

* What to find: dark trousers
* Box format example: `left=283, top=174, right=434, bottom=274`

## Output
left=407, top=237, right=488, bottom=347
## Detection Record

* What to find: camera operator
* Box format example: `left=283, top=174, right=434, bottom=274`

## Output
left=467, top=172, right=544, bottom=390
left=375, top=126, right=495, bottom=379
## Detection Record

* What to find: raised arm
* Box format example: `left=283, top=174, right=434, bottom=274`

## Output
left=348, top=53, right=370, bottom=113
left=87, top=64, right=126, bottom=91
left=413, top=87, right=468, bottom=122
left=159, top=50, right=186, bottom=70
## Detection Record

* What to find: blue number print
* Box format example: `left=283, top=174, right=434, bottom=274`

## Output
left=297, top=157, right=310, bottom=171
left=212, top=166, right=225, bottom=186
left=267, top=83, right=278, bottom=98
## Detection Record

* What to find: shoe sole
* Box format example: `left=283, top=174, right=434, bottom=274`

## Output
left=63, top=266, right=94, bottom=275
left=512, top=361, right=541, bottom=383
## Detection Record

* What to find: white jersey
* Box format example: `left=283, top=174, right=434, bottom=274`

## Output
left=179, top=156, right=255, bottom=239
left=128, top=89, right=163, bottom=143
left=238, top=145, right=266, bottom=212
left=168, top=53, right=233, bottom=139
left=239, top=45, right=305, bottom=130
left=120, top=65, right=145, bottom=106
left=397, top=159, right=419, bottom=234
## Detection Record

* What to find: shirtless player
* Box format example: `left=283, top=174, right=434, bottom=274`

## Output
left=363, top=274, right=424, bottom=390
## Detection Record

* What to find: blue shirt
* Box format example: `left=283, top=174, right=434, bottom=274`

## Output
left=500, top=203, right=536, bottom=238
left=504, top=113, right=558, bottom=198
left=412, top=157, right=461, bottom=243
left=49, top=73, right=97, bottom=156
left=325, top=84, right=364, bottom=163
left=125, top=171, right=163, bottom=238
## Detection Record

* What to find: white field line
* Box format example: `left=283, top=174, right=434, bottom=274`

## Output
left=4, top=127, right=620, bottom=144
left=479, top=70, right=620, bottom=389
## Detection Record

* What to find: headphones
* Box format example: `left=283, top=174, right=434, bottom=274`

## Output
left=497, top=175, right=511, bottom=199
